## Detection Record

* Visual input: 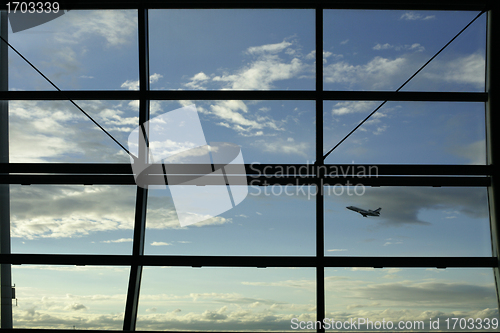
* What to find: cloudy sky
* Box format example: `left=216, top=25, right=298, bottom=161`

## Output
left=6, top=8, right=497, bottom=331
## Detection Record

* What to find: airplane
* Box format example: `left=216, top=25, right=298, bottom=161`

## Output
left=346, top=206, right=381, bottom=217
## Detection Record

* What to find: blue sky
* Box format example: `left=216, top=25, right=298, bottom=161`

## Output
left=6, top=8, right=497, bottom=331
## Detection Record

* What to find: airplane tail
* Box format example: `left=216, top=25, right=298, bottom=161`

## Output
left=374, top=208, right=381, bottom=213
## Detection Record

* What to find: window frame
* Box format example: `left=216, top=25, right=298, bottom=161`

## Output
left=0, top=1, right=498, bottom=332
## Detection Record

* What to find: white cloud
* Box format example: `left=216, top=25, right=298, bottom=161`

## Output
left=323, top=61, right=357, bottom=84
left=213, top=55, right=303, bottom=90
left=150, top=242, right=172, bottom=246
left=242, top=279, right=315, bottom=290
left=407, top=43, right=425, bottom=52
left=192, top=72, right=210, bottom=81
left=10, top=130, right=78, bottom=163
left=181, top=39, right=308, bottom=91
left=331, top=101, right=381, bottom=116
left=54, top=10, right=137, bottom=46
left=373, top=43, right=425, bottom=52
left=177, top=41, right=311, bottom=136
left=21, top=100, right=137, bottom=161
left=9, top=100, right=137, bottom=163
left=210, top=101, right=254, bottom=128
left=13, top=293, right=126, bottom=330
left=64, top=303, right=88, bottom=311
left=206, top=100, right=281, bottom=135
left=246, top=40, right=293, bottom=55
left=184, top=72, right=210, bottom=89
left=11, top=186, right=136, bottom=239
left=364, top=57, right=408, bottom=82
left=324, top=56, right=410, bottom=89
left=148, top=139, right=200, bottom=160
left=121, top=79, right=139, bottom=90
left=150, top=73, right=163, bottom=84
left=101, top=238, right=133, bottom=244
left=121, top=73, right=164, bottom=90
left=329, top=101, right=390, bottom=135
left=305, top=50, right=341, bottom=64
left=324, top=49, right=487, bottom=90
left=373, top=43, right=393, bottom=50
left=253, top=137, right=309, bottom=157
left=13, top=270, right=497, bottom=331
left=10, top=184, right=232, bottom=239
left=400, top=12, right=436, bottom=21
left=422, top=53, right=485, bottom=88
left=383, top=238, right=403, bottom=246
left=372, top=124, right=388, bottom=135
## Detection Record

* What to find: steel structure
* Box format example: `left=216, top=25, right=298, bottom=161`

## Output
left=0, top=7, right=13, bottom=330
left=0, top=0, right=497, bottom=332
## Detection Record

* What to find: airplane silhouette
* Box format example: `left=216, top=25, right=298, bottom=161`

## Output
left=346, top=206, right=381, bottom=217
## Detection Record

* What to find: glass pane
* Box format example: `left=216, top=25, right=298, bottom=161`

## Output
left=324, top=187, right=491, bottom=257
left=11, top=185, right=136, bottom=254
left=8, top=10, right=138, bottom=91
left=12, top=265, right=130, bottom=329
left=325, top=268, right=499, bottom=332
left=145, top=100, right=314, bottom=164
left=323, top=101, right=485, bottom=164
left=9, top=100, right=138, bottom=162
left=137, top=267, right=316, bottom=331
left=323, top=10, right=486, bottom=92
left=145, top=185, right=315, bottom=256
left=149, top=9, right=315, bottom=90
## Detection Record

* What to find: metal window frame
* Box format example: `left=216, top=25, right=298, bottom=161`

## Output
left=0, top=1, right=497, bottom=332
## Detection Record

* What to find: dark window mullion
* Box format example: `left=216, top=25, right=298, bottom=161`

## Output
left=123, top=7, right=150, bottom=331
left=485, top=8, right=500, bottom=315
left=315, top=7, right=325, bottom=333
left=0, top=9, right=13, bottom=330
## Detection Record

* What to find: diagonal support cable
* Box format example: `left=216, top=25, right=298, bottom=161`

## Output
left=323, top=10, right=486, bottom=162
left=0, top=35, right=137, bottom=161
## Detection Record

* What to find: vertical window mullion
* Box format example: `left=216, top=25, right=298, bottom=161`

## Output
left=486, top=8, right=500, bottom=313
left=123, top=7, right=150, bottom=331
left=0, top=9, right=13, bottom=330
left=315, top=7, right=325, bottom=333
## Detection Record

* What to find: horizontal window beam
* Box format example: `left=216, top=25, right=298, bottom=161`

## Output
left=56, top=0, right=493, bottom=11
left=0, top=175, right=490, bottom=186
left=0, top=254, right=496, bottom=268
left=0, top=91, right=488, bottom=102
left=1, top=163, right=494, bottom=176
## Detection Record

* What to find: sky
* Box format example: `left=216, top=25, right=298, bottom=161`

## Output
left=4, top=8, right=498, bottom=331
